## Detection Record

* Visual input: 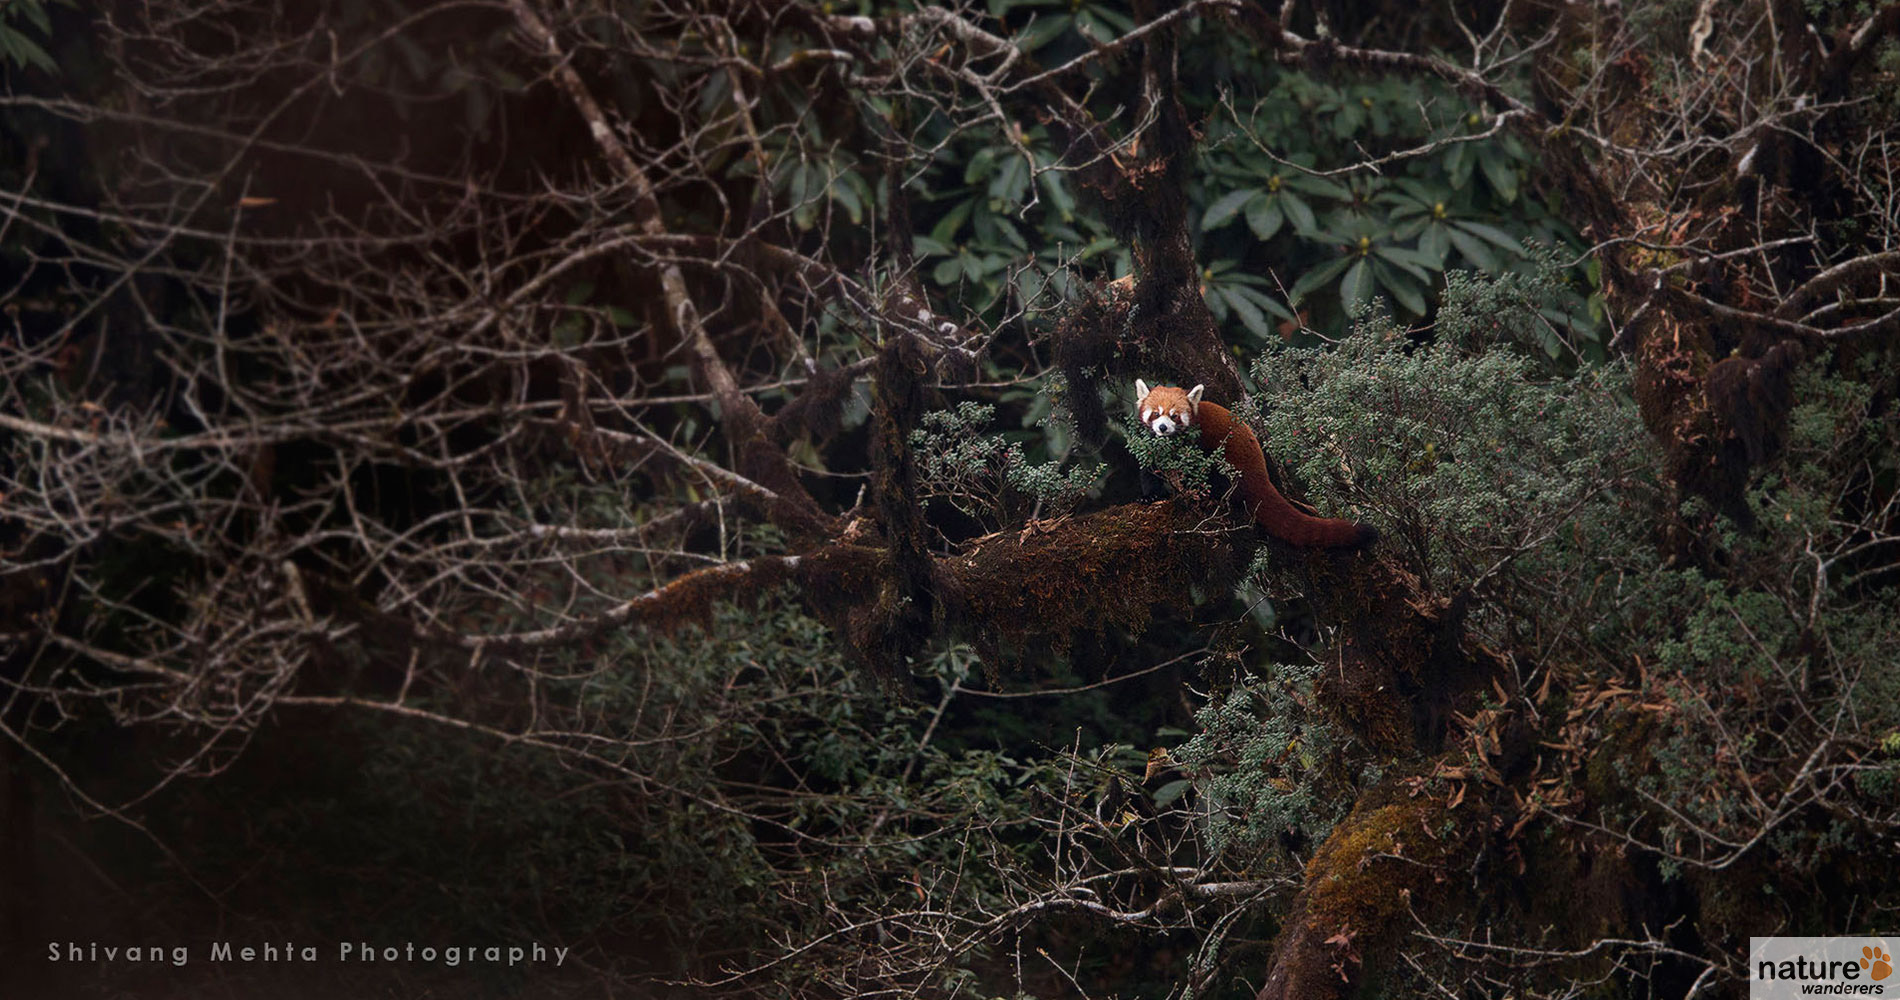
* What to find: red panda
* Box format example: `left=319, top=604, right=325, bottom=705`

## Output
left=1135, top=380, right=1377, bottom=550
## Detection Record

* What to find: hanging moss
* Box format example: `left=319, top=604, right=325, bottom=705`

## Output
left=938, top=500, right=1248, bottom=665
left=1050, top=292, right=1130, bottom=446
left=793, top=543, right=899, bottom=667
left=635, top=558, right=801, bottom=635
left=614, top=501, right=1252, bottom=674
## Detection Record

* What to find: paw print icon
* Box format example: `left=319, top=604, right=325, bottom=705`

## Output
left=1863, top=945, right=1893, bottom=982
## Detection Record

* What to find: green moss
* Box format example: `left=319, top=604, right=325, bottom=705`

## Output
left=939, top=500, right=1248, bottom=664
left=1267, top=775, right=1486, bottom=998
left=1303, top=796, right=1466, bottom=927
left=1580, top=710, right=1654, bottom=804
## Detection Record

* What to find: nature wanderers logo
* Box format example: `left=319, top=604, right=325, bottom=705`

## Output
left=1752, top=937, right=1898, bottom=998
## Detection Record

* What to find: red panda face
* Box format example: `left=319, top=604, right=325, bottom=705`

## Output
left=1134, top=380, right=1204, bottom=437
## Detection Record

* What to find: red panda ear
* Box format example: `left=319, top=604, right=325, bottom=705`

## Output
left=1135, top=379, right=1150, bottom=400
left=1187, top=384, right=1204, bottom=407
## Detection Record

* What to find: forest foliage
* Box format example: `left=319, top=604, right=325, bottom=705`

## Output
left=2, top=0, right=1899, bottom=998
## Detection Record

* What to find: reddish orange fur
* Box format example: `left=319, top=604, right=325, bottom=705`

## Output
left=1137, top=383, right=1377, bottom=550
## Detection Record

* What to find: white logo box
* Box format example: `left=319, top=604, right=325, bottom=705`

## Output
left=1750, top=937, right=1899, bottom=999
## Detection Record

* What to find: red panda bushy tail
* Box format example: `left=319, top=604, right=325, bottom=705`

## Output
left=1197, top=402, right=1379, bottom=550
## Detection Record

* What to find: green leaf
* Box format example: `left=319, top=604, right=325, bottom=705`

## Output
left=1452, top=220, right=1524, bottom=254
left=1281, top=194, right=1317, bottom=235
left=1372, top=245, right=1438, bottom=283
left=1373, top=263, right=1427, bottom=315
left=1015, top=13, right=1073, bottom=51
left=1245, top=196, right=1285, bottom=240
left=1038, top=170, right=1076, bottom=221
left=1202, top=188, right=1259, bottom=231
left=1445, top=142, right=1473, bottom=189
left=0, top=25, right=54, bottom=73
left=21, top=2, right=52, bottom=35
left=696, top=69, right=732, bottom=118
left=1445, top=227, right=1500, bottom=271
left=990, top=154, right=1029, bottom=204
left=932, top=257, right=963, bottom=286
left=1222, top=269, right=1272, bottom=287
left=1222, top=286, right=1273, bottom=341
left=1074, top=9, right=1113, bottom=41
left=964, top=146, right=998, bottom=185
left=1419, top=225, right=1450, bottom=267
left=930, top=199, right=973, bottom=243
left=973, top=206, right=998, bottom=244
left=1016, top=267, right=1051, bottom=307
left=1390, top=216, right=1428, bottom=241
left=1479, top=150, right=1519, bottom=203
left=1153, top=779, right=1193, bottom=807
left=1390, top=177, right=1446, bottom=204
left=1340, top=259, right=1373, bottom=307
left=1203, top=285, right=1228, bottom=322
left=1530, top=317, right=1563, bottom=358
left=992, top=214, right=1028, bottom=251
left=1289, top=255, right=1354, bottom=304
left=1333, top=103, right=1364, bottom=138
left=783, top=161, right=809, bottom=201
left=1287, top=174, right=1352, bottom=201
left=1385, top=198, right=1430, bottom=220
left=830, top=176, right=863, bottom=224
left=1091, top=5, right=1136, bottom=32
left=1539, top=305, right=1585, bottom=339
left=1235, top=285, right=1298, bottom=324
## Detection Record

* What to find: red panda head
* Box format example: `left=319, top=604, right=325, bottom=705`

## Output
left=1134, top=380, right=1204, bottom=437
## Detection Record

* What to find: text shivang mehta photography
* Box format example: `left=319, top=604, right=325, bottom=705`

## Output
left=2, top=0, right=1898, bottom=997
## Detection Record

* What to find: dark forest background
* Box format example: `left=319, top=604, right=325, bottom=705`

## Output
left=2, top=0, right=1898, bottom=997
